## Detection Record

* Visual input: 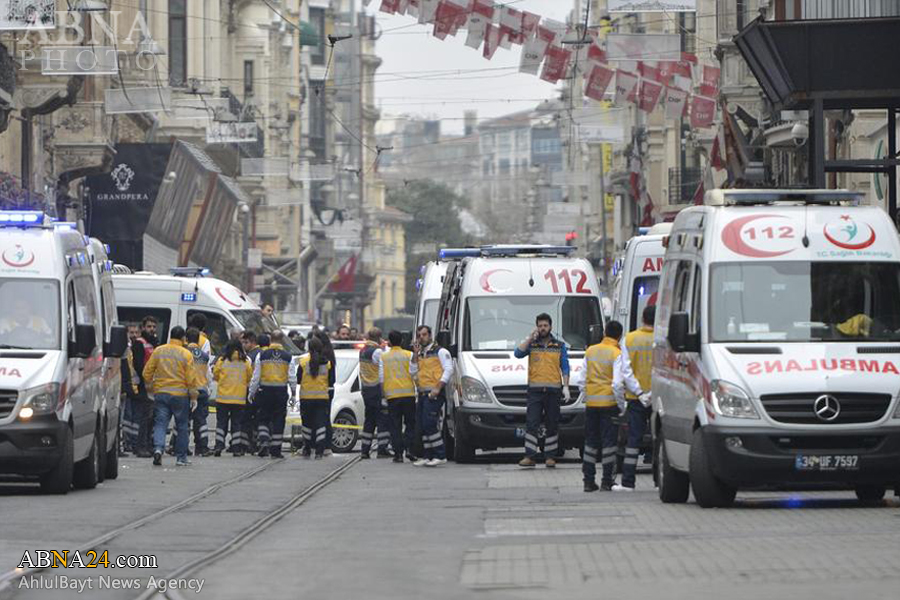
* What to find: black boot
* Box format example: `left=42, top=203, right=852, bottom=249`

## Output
left=584, top=480, right=600, bottom=493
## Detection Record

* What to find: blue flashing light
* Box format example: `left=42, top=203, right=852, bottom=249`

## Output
left=104, top=244, right=111, bottom=254
left=77, top=253, right=86, bottom=266
left=200, top=268, right=211, bottom=277
left=637, top=227, right=651, bottom=235
left=419, top=264, right=427, bottom=276
left=0, top=211, right=45, bottom=226
left=415, top=278, right=423, bottom=291
left=439, top=248, right=481, bottom=260
left=53, top=222, right=77, bottom=231
left=181, top=292, right=198, bottom=303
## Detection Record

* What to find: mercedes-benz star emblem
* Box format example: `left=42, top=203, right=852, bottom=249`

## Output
left=813, top=395, right=841, bottom=422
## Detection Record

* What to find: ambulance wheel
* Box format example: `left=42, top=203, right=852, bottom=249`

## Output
left=40, top=427, right=73, bottom=495
left=97, top=417, right=108, bottom=483
left=331, top=410, right=358, bottom=453
left=656, top=428, right=689, bottom=504
left=105, top=427, right=120, bottom=480
left=74, top=422, right=103, bottom=490
left=689, top=428, right=736, bottom=508
left=452, top=414, right=476, bottom=464
left=855, top=485, right=885, bottom=505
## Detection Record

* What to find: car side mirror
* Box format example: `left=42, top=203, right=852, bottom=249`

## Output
left=668, top=312, right=699, bottom=353
left=104, top=325, right=128, bottom=358
left=589, top=323, right=604, bottom=345
left=72, top=324, right=97, bottom=358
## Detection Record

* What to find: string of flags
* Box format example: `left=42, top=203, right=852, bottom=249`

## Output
left=374, top=0, right=720, bottom=128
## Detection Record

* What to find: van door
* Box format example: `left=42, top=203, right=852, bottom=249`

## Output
left=68, top=272, right=101, bottom=459
left=99, top=278, right=120, bottom=446
left=666, top=260, right=703, bottom=447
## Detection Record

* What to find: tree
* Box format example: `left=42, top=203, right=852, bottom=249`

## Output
left=386, top=180, right=473, bottom=312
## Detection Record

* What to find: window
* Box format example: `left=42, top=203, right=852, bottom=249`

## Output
left=629, top=276, right=660, bottom=332
left=0, top=278, right=61, bottom=350
left=100, top=280, right=117, bottom=342
left=168, top=0, right=187, bottom=86
left=499, top=159, right=510, bottom=174
left=187, top=310, right=231, bottom=358
left=672, top=260, right=693, bottom=315
left=243, top=60, right=254, bottom=99
left=309, top=8, right=326, bottom=66
left=516, top=130, right=529, bottom=151
left=117, top=308, right=172, bottom=344
left=497, top=132, right=511, bottom=153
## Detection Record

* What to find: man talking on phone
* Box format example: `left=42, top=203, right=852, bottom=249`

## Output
left=514, top=313, right=570, bottom=468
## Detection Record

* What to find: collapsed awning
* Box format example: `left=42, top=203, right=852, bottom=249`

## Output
left=145, top=140, right=250, bottom=268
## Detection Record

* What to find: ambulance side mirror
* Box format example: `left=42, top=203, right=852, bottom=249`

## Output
left=589, top=324, right=604, bottom=345
left=104, top=325, right=128, bottom=358
left=72, top=324, right=97, bottom=358
left=668, top=312, right=699, bottom=353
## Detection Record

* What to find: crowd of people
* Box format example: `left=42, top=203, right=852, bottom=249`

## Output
left=120, top=305, right=655, bottom=486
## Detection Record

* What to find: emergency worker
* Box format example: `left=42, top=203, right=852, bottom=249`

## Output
left=574, top=321, right=643, bottom=492
left=213, top=340, right=254, bottom=456
left=120, top=324, right=141, bottom=454
left=514, top=313, right=570, bottom=468
left=411, top=326, right=453, bottom=467
left=130, top=316, right=159, bottom=457
left=250, top=330, right=292, bottom=458
left=381, top=330, right=417, bottom=463
left=298, top=336, right=334, bottom=459
left=359, top=328, right=391, bottom=458
left=185, top=327, right=213, bottom=457
left=618, top=306, right=655, bottom=491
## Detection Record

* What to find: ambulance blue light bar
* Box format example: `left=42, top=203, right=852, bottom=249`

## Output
left=480, top=245, right=576, bottom=257
left=53, top=221, right=78, bottom=231
left=439, top=248, right=481, bottom=260
left=170, top=267, right=211, bottom=278
left=181, top=293, right=197, bottom=302
left=0, top=211, right=46, bottom=226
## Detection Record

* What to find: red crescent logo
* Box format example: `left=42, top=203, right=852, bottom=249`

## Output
left=1, top=245, right=35, bottom=268
left=215, top=286, right=243, bottom=308
left=824, top=224, right=876, bottom=250
left=721, top=214, right=795, bottom=258
left=479, top=269, right=513, bottom=294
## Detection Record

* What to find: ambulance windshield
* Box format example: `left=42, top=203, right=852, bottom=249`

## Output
left=0, top=278, right=60, bottom=350
left=710, top=262, right=900, bottom=342
left=464, top=296, right=602, bottom=351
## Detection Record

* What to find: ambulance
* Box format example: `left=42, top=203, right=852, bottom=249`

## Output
left=112, top=267, right=300, bottom=357
left=0, top=212, right=127, bottom=494
left=415, top=249, right=480, bottom=333
left=652, top=190, right=900, bottom=507
left=437, top=245, right=604, bottom=462
left=612, top=223, right=672, bottom=332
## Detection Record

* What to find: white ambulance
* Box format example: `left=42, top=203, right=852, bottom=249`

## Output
left=0, top=212, right=127, bottom=493
left=653, top=190, right=900, bottom=507
left=612, top=223, right=672, bottom=332
left=112, top=267, right=300, bottom=357
left=437, top=245, right=604, bottom=462
left=415, top=249, right=478, bottom=333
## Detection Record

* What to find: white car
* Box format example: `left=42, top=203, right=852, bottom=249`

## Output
left=284, top=348, right=364, bottom=453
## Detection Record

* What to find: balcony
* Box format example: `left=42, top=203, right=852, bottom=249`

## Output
left=220, top=88, right=265, bottom=159
left=52, top=101, right=115, bottom=182
left=668, top=167, right=703, bottom=205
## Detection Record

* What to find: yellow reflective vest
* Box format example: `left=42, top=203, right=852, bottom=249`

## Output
left=624, top=326, right=653, bottom=400
left=186, top=342, right=211, bottom=390
left=143, top=339, right=199, bottom=397
left=382, top=347, right=415, bottom=400
left=258, top=343, right=292, bottom=387
left=358, top=341, right=381, bottom=389
left=213, top=354, right=253, bottom=404
left=584, top=337, right=620, bottom=408
left=416, top=345, right=445, bottom=392
left=299, top=356, right=332, bottom=400
left=526, top=338, right=564, bottom=388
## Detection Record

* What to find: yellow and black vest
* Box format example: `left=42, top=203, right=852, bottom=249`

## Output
left=358, top=341, right=381, bottom=389
left=526, top=337, right=564, bottom=389
left=417, top=345, right=445, bottom=393
left=299, top=356, right=332, bottom=400
left=584, top=337, right=620, bottom=408
left=213, top=354, right=253, bottom=405
left=187, top=342, right=210, bottom=390
left=258, top=343, right=292, bottom=387
left=383, top=347, right=415, bottom=400
left=625, top=326, right=653, bottom=400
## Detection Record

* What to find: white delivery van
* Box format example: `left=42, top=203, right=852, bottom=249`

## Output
left=112, top=267, right=300, bottom=357
left=612, top=223, right=672, bottom=332
left=0, top=212, right=127, bottom=493
left=437, top=245, right=604, bottom=462
left=652, top=189, right=900, bottom=507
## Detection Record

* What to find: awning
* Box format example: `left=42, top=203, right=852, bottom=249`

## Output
left=299, top=20, right=321, bottom=47
left=145, top=141, right=248, bottom=268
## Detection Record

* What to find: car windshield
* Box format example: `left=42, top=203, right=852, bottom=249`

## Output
left=0, top=278, right=60, bottom=350
left=465, top=296, right=602, bottom=351
left=710, top=261, right=900, bottom=342
left=231, top=309, right=301, bottom=354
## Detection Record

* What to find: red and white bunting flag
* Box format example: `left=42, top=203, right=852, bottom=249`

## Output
left=418, top=0, right=439, bottom=23
left=664, top=86, right=689, bottom=120
left=433, top=0, right=466, bottom=40
left=584, top=64, right=615, bottom=102
left=380, top=0, right=401, bottom=14
left=681, top=52, right=698, bottom=64
left=540, top=45, right=572, bottom=84
left=499, top=7, right=524, bottom=47
left=537, top=18, right=566, bottom=46
left=396, top=0, right=410, bottom=14
left=521, top=11, right=541, bottom=37
left=639, top=79, right=664, bottom=113
left=483, top=23, right=502, bottom=60
left=670, top=74, right=692, bottom=92
left=519, top=34, right=549, bottom=75
left=638, top=61, right=664, bottom=84
left=711, top=125, right=726, bottom=171
left=406, top=0, right=420, bottom=17
left=702, top=64, right=721, bottom=89
left=690, top=95, right=716, bottom=128
left=699, top=83, right=718, bottom=98
left=587, top=42, right=607, bottom=66
left=464, top=0, right=494, bottom=49
left=614, top=70, right=639, bottom=105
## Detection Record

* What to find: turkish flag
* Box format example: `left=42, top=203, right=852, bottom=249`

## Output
left=540, top=45, right=572, bottom=84
left=329, top=255, right=359, bottom=294
left=585, top=64, right=615, bottom=102
left=690, top=95, right=716, bottom=128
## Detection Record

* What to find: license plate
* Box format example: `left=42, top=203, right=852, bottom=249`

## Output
left=795, top=454, right=859, bottom=471
left=515, top=427, right=526, bottom=439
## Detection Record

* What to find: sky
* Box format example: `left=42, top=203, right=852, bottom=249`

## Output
left=364, top=1, right=575, bottom=135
